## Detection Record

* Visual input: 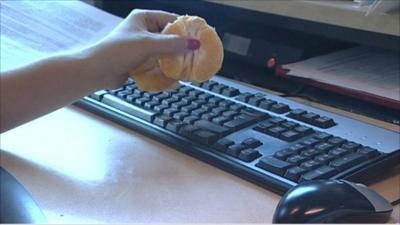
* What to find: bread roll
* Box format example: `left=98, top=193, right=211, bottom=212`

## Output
left=130, top=15, right=223, bottom=91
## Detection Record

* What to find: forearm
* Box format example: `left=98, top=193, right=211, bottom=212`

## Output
left=0, top=49, right=110, bottom=133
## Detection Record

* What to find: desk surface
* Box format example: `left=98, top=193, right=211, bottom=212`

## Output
left=1, top=106, right=399, bottom=223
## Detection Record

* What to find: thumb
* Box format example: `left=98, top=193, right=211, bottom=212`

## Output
left=150, top=34, right=201, bottom=55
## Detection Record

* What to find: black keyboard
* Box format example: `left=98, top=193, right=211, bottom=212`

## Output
left=77, top=76, right=400, bottom=194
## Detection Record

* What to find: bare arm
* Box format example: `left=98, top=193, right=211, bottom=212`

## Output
left=0, top=9, right=200, bottom=133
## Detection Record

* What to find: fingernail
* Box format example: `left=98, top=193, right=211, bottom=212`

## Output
left=187, top=39, right=200, bottom=50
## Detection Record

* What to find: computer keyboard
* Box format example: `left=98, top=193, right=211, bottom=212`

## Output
left=77, top=76, right=400, bottom=194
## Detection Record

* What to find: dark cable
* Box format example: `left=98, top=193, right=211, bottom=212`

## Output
left=391, top=198, right=400, bottom=206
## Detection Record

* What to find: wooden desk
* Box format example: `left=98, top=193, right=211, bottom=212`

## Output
left=1, top=106, right=399, bottom=223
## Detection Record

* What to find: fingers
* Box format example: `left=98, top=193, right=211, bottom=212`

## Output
left=149, top=34, right=201, bottom=55
left=128, top=9, right=179, bottom=33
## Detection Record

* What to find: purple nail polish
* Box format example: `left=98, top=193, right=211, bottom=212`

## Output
left=187, top=39, right=201, bottom=50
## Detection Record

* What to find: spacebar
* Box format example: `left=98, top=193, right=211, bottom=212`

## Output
left=101, top=94, right=157, bottom=122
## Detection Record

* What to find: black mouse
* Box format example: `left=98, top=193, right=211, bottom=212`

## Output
left=273, top=179, right=393, bottom=223
left=0, top=167, right=47, bottom=223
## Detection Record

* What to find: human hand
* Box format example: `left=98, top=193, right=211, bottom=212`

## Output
left=85, top=9, right=201, bottom=89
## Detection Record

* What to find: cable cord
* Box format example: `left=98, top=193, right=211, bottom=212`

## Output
left=391, top=198, right=400, bottom=206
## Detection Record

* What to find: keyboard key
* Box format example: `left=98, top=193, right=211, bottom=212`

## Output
left=314, top=143, right=335, bottom=152
left=270, top=103, right=291, bottom=114
left=253, top=121, right=275, bottom=133
left=286, top=155, right=308, bottom=165
left=221, top=87, right=240, bottom=97
left=135, top=97, right=151, bottom=106
left=165, top=120, right=186, bottom=132
left=229, top=103, right=246, bottom=111
left=194, top=120, right=230, bottom=137
left=201, top=80, right=217, bottom=90
left=241, top=108, right=269, bottom=120
left=161, top=98, right=178, bottom=106
left=211, top=84, right=227, bottom=94
left=152, top=93, right=170, bottom=102
left=224, top=114, right=256, bottom=131
left=287, top=109, right=306, bottom=119
left=268, top=117, right=286, bottom=124
left=301, top=148, right=321, bottom=158
left=179, top=124, right=199, bottom=137
left=330, top=153, right=367, bottom=171
left=109, top=87, right=124, bottom=95
left=259, top=99, right=277, bottom=110
left=226, top=144, right=246, bottom=157
left=209, top=96, right=224, bottom=105
left=300, top=160, right=322, bottom=170
left=314, top=153, right=335, bottom=164
left=191, top=108, right=208, bottom=117
left=171, top=101, right=189, bottom=110
left=153, top=105, right=169, bottom=113
left=192, top=129, right=219, bottom=145
left=299, top=165, right=337, bottom=182
left=300, top=112, right=319, bottom=123
left=274, top=147, right=301, bottom=160
left=329, top=147, right=351, bottom=158
left=201, top=112, right=219, bottom=121
left=285, top=166, right=308, bottom=182
left=242, top=138, right=263, bottom=148
left=163, top=108, right=178, bottom=117
left=280, top=130, right=301, bottom=142
left=221, top=110, right=239, bottom=119
left=328, top=137, right=346, bottom=146
left=236, top=92, right=254, bottom=102
left=102, top=94, right=157, bottom=122
left=153, top=114, right=173, bottom=127
left=213, top=138, right=234, bottom=152
left=181, top=96, right=197, bottom=104
left=256, top=156, right=292, bottom=176
left=212, top=116, right=231, bottom=125
left=181, top=104, right=199, bottom=113
left=182, top=115, right=200, bottom=124
left=313, top=116, right=336, bottom=128
left=281, top=121, right=299, bottom=129
left=198, top=93, right=213, bottom=101
left=173, top=112, right=189, bottom=121
left=290, top=143, right=307, bottom=152
left=211, top=107, right=227, bottom=116
left=90, top=90, right=108, bottom=100
left=294, top=125, right=314, bottom=137
left=219, top=100, right=234, bottom=108
left=238, top=148, right=262, bottom=162
left=266, top=126, right=287, bottom=137
left=143, top=100, right=159, bottom=110
left=313, top=132, right=332, bottom=141
left=188, top=89, right=203, bottom=97
left=178, top=86, right=193, bottom=94
left=301, top=137, right=320, bottom=147
left=342, top=142, right=361, bottom=151
left=247, top=96, right=264, bottom=106
left=126, top=93, right=142, bottom=103
left=357, top=147, right=380, bottom=159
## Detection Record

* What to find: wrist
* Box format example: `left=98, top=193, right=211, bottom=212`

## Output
left=75, top=43, right=125, bottom=90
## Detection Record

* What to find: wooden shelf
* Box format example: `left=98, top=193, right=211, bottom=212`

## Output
left=206, top=0, right=400, bottom=36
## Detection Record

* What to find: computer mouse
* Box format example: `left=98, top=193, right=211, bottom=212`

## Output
left=0, top=167, right=47, bottom=223
left=272, top=179, right=393, bottom=223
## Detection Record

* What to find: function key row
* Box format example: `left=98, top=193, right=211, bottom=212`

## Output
left=192, top=80, right=241, bottom=97
left=287, top=109, right=336, bottom=129
left=235, top=92, right=291, bottom=114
